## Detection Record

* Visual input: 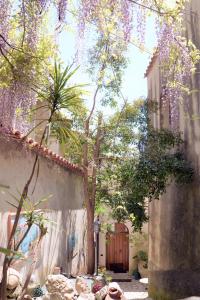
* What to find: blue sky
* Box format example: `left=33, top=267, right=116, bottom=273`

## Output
left=58, top=16, right=157, bottom=113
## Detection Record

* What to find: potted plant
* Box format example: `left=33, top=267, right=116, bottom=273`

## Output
left=133, top=250, right=148, bottom=278
left=132, top=268, right=141, bottom=280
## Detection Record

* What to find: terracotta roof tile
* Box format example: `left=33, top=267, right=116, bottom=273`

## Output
left=0, top=127, right=83, bottom=176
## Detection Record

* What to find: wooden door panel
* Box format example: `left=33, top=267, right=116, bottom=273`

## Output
left=106, top=223, right=129, bottom=272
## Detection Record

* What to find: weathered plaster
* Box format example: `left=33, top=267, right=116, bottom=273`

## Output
left=0, top=133, right=86, bottom=278
left=0, top=134, right=84, bottom=211
left=147, top=1, right=200, bottom=298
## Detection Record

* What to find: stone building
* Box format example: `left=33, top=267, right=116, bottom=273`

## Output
left=146, top=0, right=200, bottom=298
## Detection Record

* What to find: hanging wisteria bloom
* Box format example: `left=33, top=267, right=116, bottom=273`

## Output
left=0, top=0, right=198, bottom=134
left=78, top=0, right=133, bottom=42
left=0, top=0, right=11, bottom=49
left=57, top=0, right=68, bottom=22
left=0, top=0, right=51, bottom=133
left=157, top=18, right=199, bottom=129
left=37, top=0, right=50, bottom=11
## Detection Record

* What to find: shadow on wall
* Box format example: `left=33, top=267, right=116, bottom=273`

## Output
left=58, top=209, right=87, bottom=276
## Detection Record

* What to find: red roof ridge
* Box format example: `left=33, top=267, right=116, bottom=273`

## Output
left=0, top=127, right=83, bottom=176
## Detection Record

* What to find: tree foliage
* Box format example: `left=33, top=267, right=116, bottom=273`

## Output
left=97, top=100, right=194, bottom=231
left=0, top=0, right=198, bottom=279
left=0, top=0, right=199, bottom=133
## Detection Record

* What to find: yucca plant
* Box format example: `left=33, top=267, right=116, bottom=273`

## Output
left=33, top=62, right=87, bottom=144
left=46, top=62, right=85, bottom=114
left=0, top=62, right=87, bottom=299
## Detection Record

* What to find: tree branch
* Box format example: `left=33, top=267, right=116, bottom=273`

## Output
left=86, top=86, right=100, bottom=126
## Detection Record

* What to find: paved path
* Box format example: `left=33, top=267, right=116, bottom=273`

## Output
left=117, top=279, right=152, bottom=300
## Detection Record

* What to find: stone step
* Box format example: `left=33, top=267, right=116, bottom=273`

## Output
left=107, top=272, right=132, bottom=282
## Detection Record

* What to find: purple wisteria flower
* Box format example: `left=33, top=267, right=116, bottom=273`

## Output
left=57, top=0, right=68, bottom=22
left=158, top=21, right=193, bottom=129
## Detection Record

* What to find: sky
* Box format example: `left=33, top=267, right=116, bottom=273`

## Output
left=56, top=0, right=178, bottom=111
left=57, top=12, right=157, bottom=113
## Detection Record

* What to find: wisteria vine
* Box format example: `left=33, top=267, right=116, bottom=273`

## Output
left=0, top=0, right=198, bottom=133
left=158, top=17, right=200, bottom=129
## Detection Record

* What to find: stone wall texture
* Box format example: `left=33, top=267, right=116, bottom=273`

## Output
left=147, top=1, right=200, bottom=298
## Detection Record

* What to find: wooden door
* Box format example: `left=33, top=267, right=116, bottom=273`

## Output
left=106, top=223, right=129, bottom=272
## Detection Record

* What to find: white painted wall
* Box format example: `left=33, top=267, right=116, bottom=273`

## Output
left=0, top=134, right=84, bottom=211
left=0, top=133, right=86, bottom=278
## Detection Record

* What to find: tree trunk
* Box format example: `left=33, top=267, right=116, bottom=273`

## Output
left=0, top=257, right=9, bottom=300
left=86, top=197, right=95, bottom=274
left=83, top=115, right=95, bottom=274
left=83, top=88, right=103, bottom=274
left=83, top=113, right=103, bottom=274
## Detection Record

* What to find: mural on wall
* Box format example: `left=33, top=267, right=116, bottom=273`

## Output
left=8, top=214, right=40, bottom=267
left=67, top=233, right=77, bottom=261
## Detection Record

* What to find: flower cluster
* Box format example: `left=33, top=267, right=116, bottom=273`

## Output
left=0, top=0, right=198, bottom=134
left=19, top=0, right=42, bottom=49
left=57, top=0, right=68, bottom=22
left=78, top=0, right=133, bottom=42
left=0, top=0, right=50, bottom=133
left=158, top=19, right=199, bottom=129
left=0, top=0, right=11, bottom=49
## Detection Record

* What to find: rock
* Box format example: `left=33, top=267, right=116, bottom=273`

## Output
left=24, top=295, right=33, bottom=300
left=92, top=283, right=102, bottom=294
left=92, top=276, right=106, bottom=294
left=6, top=281, right=22, bottom=299
left=0, top=267, right=22, bottom=299
left=75, top=277, right=90, bottom=295
left=93, top=276, right=106, bottom=287
left=178, top=298, right=200, bottom=300
left=78, top=292, right=95, bottom=300
left=1, top=267, right=22, bottom=289
left=42, top=293, right=61, bottom=300
left=45, top=274, right=75, bottom=300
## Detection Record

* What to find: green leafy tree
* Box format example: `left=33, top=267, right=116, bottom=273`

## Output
left=97, top=100, right=193, bottom=231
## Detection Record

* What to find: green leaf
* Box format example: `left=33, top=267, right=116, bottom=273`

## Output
left=0, top=247, right=24, bottom=259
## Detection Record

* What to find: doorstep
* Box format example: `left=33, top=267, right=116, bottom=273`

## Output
left=107, top=272, right=132, bottom=282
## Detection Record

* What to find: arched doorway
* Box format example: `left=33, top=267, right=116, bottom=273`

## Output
left=106, top=223, right=129, bottom=272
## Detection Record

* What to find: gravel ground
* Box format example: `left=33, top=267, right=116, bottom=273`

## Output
left=117, top=280, right=152, bottom=300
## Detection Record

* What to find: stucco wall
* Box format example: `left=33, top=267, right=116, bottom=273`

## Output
left=0, top=134, right=84, bottom=211
left=147, top=1, right=200, bottom=298
left=0, top=133, right=86, bottom=278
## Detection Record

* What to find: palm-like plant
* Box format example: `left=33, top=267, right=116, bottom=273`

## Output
left=35, top=62, right=87, bottom=144
left=47, top=62, right=85, bottom=114
left=0, top=62, right=88, bottom=299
